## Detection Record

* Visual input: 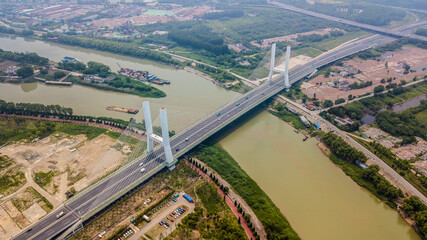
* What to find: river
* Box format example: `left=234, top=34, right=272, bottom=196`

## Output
left=219, top=109, right=420, bottom=240
left=0, top=35, right=238, bottom=131
left=0, top=35, right=421, bottom=239
left=361, top=94, right=427, bottom=125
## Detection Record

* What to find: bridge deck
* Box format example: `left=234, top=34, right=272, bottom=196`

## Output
left=13, top=24, right=424, bottom=240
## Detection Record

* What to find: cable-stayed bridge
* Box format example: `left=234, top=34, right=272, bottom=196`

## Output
left=13, top=23, right=424, bottom=240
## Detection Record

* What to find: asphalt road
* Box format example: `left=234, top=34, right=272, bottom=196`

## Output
left=13, top=23, right=426, bottom=240
left=269, top=1, right=427, bottom=42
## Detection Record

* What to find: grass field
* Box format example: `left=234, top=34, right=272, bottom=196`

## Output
left=0, top=155, right=13, bottom=169
left=415, top=109, right=427, bottom=123
left=0, top=169, right=26, bottom=196
left=34, top=171, right=56, bottom=188
left=292, top=31, right=368, bottom=58
left=144, top=9, right=174, bottom=16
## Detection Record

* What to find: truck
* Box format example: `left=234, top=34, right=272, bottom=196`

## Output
left=314, top=122, right=321, bottom=130
left=174, top=193, right=179, bottom=198
left=143, top=215, right=151, bottom=222
left=183, top=193, right=193, bottom=203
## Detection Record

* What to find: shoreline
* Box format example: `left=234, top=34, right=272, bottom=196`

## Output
left=271, top=109, right=423, bottom=239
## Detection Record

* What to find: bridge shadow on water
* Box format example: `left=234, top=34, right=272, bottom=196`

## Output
left=189, top=98, right=273, bottom=152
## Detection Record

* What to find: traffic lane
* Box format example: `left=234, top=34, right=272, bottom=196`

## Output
left=33, top=214, right=77, bottom=240
left=27, top=155, right=165, bottom=239
left=74, top=155, right=165, bottom=216
left=14, top=29, right=398, bottom=240
left=321, top=120, right=427, bottom=204
left=14, top=206, right=74, bottom=240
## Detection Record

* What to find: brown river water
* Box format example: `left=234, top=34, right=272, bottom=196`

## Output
left=0, top=35, right=420, bottom=239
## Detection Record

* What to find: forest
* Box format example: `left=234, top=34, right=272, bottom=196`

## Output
left=376, top=100, right=427, bottom=140
left=0, top=49, right=48, bottom=66
left=58, top=61, right=111, bottom=77
left=415, top=29, right=427, bottom=37
left=402, top=196, right=427, bottom=238
left=168, top=27, right=230, bottom=55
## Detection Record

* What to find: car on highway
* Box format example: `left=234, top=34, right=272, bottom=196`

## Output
left=236, top=102, right=240, bottom=106
left=185, top=137, right=189, bottom=141
left=139, top=162, right=144, bottom=166
left=26, top=228, right=32, bottom=233
left=140, top=168, right=146, bottom=173
left=217, top=112, right=221, bottom=116
left=56, top=211, right=64, bottom=219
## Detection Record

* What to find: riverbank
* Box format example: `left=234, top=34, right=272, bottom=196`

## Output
left=184, top=158, right=259, bottom=240
left=269, top=102, right=424, bottom=237
left=0, top=114, right=145, bottom=140
left=193, top=143, right=300, bottom=240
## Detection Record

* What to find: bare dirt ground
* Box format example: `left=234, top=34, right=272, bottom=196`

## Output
left=0, top=133, right=128, bottom=239
left=0, top=60, right=17, bottom=72
left=303, top=46, right=427, bottom=101
left=276, top=54, right=312, bottom=71
left=0, top=205, right=20, bottom=240
left=250, top=28, right=345, bottom=48
left=21, top=203, right=46, bottom=224
left=393, top=137, right=427, bottom=160
left=91, top=6, right=210, bottom=29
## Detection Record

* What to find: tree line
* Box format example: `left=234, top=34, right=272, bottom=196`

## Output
left=0, top=100, right=73, bottom=116
left=322, top=132, right=368, bottom=163
left=0, top=49, right=49, bottom=66
left=322, top=132, right=403, bottom=201
left=43, top=33, right=181, bottom=66
left=58, top=61, right=111, bottom=77
left=0, top=26, right=34, bottom=37
left=401, top=196, right=427, bottom=238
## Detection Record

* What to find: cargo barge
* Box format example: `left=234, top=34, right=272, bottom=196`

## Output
left=106, top=106, right=139, bottom=114
left=117, top=66, right=170, bottom=85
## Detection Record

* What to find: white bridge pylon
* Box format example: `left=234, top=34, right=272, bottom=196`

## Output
left=267, top=43, right=291, bottom=89
left=142, top=101, right=175, bottom=170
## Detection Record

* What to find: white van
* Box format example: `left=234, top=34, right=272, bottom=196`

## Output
left=140, top=168, right=146, bottom=173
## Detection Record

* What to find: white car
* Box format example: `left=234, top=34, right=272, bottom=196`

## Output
left=139, top=162, right=144, bottom=166
left=140, top=168, right=146, bottom=173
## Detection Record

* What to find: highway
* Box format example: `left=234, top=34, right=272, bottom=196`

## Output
left=13, top=19, right=427, bottom=240
left=269, top=0, right=427, bottom=42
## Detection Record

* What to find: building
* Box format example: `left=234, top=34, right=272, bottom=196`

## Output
left=299, top=116, right=311, bottom=127
left=334, top=117, right=355, bottom=126
left=61, top=56, right=79, bottom=63
left=304, top=101, right=320, bottom=111
left=4, top=66, right=20, bottom=75
left=84, top=75, right=114, bottom=83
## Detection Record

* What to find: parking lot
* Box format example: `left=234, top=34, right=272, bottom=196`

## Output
left=129, top=192, right=194, bottom=240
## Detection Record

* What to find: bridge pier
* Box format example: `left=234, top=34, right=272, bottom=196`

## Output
left=142, top=101, right=175, bottom=170
left=267, top=43, right=291, bottom=90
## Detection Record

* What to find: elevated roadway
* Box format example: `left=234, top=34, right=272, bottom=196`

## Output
left=269, top=1, right=427, bottom=42
left=13, top=22, right=427, bottom=240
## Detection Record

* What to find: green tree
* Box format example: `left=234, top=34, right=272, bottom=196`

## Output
left=53, top=71, right=66, bottom=79
left=16, top=66, right=34, bottom=78
left=323, top=100, right=333, bottom=108
left=374, top=85, right=385, bottom=93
